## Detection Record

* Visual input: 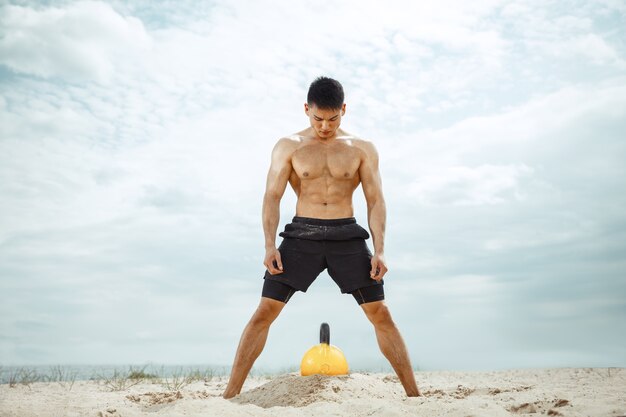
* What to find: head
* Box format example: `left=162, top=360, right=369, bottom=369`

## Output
left=304, top=76, right=346, bottom=139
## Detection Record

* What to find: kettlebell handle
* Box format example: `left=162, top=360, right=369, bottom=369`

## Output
left=320, top=322, right=330, bottom=345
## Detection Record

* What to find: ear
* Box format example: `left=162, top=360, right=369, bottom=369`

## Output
left=341, top=103, right=346, bottom=115
left=304, top=103, right=310, bottom=115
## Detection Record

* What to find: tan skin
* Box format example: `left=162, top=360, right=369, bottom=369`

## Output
left=222, top=103, right=421, bottom=399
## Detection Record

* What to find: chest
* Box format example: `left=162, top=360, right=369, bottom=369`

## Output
left=292, top=144, right=362, bottom=180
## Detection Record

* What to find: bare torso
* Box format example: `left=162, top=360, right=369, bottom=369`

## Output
left=285, top=127, right=366, bottom=219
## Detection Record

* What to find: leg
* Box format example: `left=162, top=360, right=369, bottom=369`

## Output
left=222, top=296, right=286, bottom=398
left=361, top=300, right=421, bottom=397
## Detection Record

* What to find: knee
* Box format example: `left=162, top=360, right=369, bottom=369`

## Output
left=365, top=303, right=395, bottom=329
left=249, top=301, right=282, bottom=328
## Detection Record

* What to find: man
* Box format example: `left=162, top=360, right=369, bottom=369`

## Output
left=222, top=76, right=421, bottom=398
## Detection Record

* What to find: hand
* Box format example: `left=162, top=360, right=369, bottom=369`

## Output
left=264, top=247, right=284, bottom=275
left=370, top=252, right=388, bottom=281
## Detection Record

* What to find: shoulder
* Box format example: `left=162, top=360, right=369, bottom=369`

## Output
left=272, top=135, right=301, bottom=155
left=350, top=138, right=379, bottom=159
left=352, top=138, right=376, bottom=150
left=275, top=135, right=302, bottom=148
left=337, top=130, right=377, bottom=152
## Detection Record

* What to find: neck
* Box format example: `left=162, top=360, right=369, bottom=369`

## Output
left=315, top=135, right=336, bottom=143
left=309, top=127, right=343, bottom=143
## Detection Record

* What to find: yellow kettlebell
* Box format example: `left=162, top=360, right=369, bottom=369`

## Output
left=300, top=323, right=349, bottom=376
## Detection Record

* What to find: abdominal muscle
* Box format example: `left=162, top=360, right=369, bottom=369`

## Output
left=294, top=179, right=357, bottom=219
left=296, top=200, right=355, bottom=219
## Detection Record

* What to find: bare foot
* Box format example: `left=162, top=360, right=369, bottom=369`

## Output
left=222, top=390, right=237, bottom=399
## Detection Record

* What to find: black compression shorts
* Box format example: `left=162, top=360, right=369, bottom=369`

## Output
left=261, top=216, right=384, bottom=305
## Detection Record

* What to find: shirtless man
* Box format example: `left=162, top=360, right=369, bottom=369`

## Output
left=222, top=77, right=421, bottom=398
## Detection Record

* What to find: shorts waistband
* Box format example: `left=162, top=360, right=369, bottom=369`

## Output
left=292, top=216, right=357, bottom=226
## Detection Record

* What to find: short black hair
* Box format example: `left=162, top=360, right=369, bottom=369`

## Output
left=307, top=76, right=344, bottom=109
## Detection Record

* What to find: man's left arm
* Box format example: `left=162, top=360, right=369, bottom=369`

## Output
left=358, top=140, right=388, bottom=281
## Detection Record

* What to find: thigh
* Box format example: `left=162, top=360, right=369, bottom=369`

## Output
left=325, top=240, right=382, bottom=293
left=262, top=278, right=297, bottom=303
left=263, top=238, right=326, bottom=292
left=351, top=284, right=385, bottom=305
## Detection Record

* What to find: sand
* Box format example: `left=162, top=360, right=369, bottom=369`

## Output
left=1, top=368, right=625, bottom=417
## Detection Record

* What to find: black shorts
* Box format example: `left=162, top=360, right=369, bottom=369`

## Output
left=262, top=216, right=384, bottom=305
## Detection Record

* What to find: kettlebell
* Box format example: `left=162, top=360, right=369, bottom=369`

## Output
left=300, top=322, right=349, bottom=376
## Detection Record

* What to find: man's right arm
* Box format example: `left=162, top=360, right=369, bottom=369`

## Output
left=262, top=138, right=294, bottom=274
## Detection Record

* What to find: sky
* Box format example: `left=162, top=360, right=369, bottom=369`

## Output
left=0, top=0, right=625, bottom=373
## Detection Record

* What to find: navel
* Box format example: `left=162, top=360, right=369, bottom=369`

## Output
left=303, top=172, right=309, bottom=177
left=323, top=202, right=328, bottom=206
left=344, top=172, right=349, bottom=177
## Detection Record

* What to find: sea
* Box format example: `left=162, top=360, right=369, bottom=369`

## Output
left=0, top=363, right=236, bottom=384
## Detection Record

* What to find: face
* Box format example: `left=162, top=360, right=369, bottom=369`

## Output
left=304, top=103, right=346, bottom=139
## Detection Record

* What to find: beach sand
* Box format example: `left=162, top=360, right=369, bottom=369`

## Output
left=1, top=368, right=624, bottom=417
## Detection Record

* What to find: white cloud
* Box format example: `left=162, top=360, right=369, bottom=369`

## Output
left=1, top=0, right=625, bottom=370
left=532, top=33, right=624, bottom=66
left=482, top=225, right=594, bottom=251
left=381, top=78, right=626, bottom=188
left=407, top=164, right=534, bottom=206
left=0, top=1, right=151, bottom=82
